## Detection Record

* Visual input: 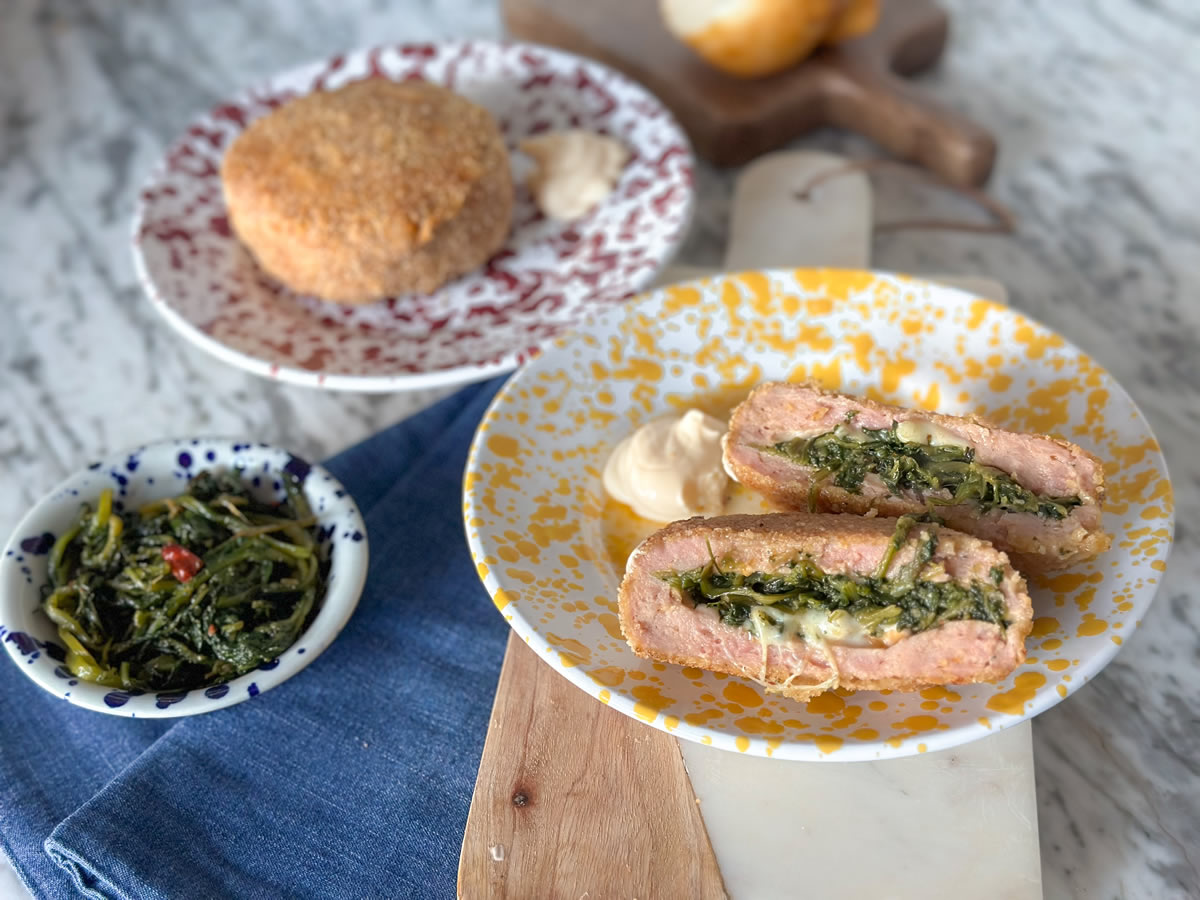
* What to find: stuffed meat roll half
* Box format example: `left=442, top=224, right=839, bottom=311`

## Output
left=723, top=383, right=1110, bottom=572
left=618, top=513, right=1033, bottom=701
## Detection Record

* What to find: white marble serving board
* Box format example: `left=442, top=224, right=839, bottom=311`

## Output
left=658, top=151, right=1040, bottom=899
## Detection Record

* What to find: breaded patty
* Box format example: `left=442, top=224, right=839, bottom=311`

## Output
left=221, top=78, right=513, bottom=303
left=619, top=513, right=1032, bottom=701
left=723, top=383, right=1111, bottom=572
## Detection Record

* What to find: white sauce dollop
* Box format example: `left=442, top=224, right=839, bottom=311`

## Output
left=519, top=130, right=629, bottom=221
left=602, top=409, right=729, bottom=522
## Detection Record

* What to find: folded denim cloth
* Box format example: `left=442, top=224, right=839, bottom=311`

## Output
left=0, top=377, right=510, bottom=899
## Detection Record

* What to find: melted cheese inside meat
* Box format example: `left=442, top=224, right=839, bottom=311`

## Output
left=698, top=603, right=897, bottom=648
left=894, top=418, right=968, bottom=449
left=759, top=607, right=888, bottom=647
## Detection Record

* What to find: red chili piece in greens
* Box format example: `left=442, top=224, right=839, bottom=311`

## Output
left=162, top=544, right=204, bottom=582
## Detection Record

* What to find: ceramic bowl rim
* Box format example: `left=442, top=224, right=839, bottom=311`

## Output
left=0, top=437, right=368, bottom=717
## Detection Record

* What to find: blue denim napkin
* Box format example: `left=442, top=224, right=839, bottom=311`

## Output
left=0, top=377, right=510, bottom=899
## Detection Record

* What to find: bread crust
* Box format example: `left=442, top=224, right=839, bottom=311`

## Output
left=221, top=78, right=513, bottom=303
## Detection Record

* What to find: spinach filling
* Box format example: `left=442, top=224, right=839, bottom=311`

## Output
left=41, top=470, right=326, bottom=692
left=767, top=421, right=1082, bottom=520
left=658, top=518, right=1009, bottom=641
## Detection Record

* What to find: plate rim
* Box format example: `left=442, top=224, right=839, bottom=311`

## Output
left=463, top=266, right=1176, bottom=761
left=131, top=38, right=696, bottom=393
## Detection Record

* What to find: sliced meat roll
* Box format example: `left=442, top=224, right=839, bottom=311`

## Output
left=722, top=383, right=1110, bottom=572
left=618, top=513, right=1033, bottom=702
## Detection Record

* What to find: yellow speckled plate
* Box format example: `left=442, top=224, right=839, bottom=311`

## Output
left=463, top=269, right=1174, bottom=760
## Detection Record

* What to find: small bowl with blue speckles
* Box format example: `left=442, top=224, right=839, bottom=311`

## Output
left=0, top=438, right=368, bottom=717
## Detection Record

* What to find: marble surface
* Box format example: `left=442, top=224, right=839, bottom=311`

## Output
left=1, top=1, right=1197, bottom=898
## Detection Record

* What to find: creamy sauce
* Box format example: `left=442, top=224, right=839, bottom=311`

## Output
left=519, top=130, right=629, bottom=221
left=603, top=409, right=728, bottom=522
left=895, top=418, right=968, bottom=449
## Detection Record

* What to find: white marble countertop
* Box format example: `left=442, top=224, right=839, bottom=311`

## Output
left=2, top=1, right=1197, bottom=897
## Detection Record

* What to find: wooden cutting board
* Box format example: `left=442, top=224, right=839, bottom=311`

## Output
left=502, top=0, right=996, bottom=186
left=458, top=633, right=726, bottom=898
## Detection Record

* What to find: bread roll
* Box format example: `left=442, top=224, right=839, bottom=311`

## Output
left=659, top=0, right=879, bottom=79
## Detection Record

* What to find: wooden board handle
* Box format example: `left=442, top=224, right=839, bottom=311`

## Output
left=822, top=60, right=997, bottom=187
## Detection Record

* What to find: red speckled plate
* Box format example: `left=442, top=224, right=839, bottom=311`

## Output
left=132, top=41, right=694, bottom=391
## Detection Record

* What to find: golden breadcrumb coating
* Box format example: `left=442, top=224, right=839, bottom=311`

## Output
left=221, top=78, right=513, bottom=303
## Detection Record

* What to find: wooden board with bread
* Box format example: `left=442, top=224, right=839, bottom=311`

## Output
left=502, top=0, right=997, bottom=186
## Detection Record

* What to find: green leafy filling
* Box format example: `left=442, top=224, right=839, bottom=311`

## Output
left=658, top=518, right=1009, bottom=640
left=767, top=421, right=1082, bottom=519
left=41, top=470, right=326, bottom=692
